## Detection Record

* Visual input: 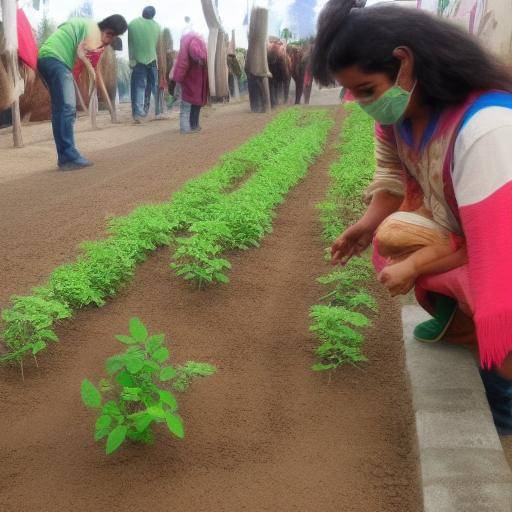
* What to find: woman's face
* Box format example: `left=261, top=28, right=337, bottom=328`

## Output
left=333, top=48, right=418, bottom=115
left=101, top=29, right=116, bottom=47
left=334, top=66, right=394, bottom=104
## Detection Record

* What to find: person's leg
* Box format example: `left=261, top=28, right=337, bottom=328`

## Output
left=38, top=58, right=65, bottom=161
left=38, top=57, right=83, bottom=167
left=147, top=63, right=162, bottom=116
left=195, top=106, right=202, bottom=130
left=180, top=100, right=192, bottom=133
left=131, top=63, right=147, bottom=120
left=144, top=78, right=151, bottom=116
left=190, top=105, right=200, bottom=130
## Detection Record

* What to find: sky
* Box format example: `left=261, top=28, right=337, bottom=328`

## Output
left=17, top=0, right=384, bottom=53
left=18, top=0, right=331, bottom=50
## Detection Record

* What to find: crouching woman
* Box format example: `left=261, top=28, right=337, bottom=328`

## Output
left=313, top=0, right=512, bottom=434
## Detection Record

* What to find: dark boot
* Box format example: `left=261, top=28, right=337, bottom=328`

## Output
left=480, top=368, right=512, bottom=436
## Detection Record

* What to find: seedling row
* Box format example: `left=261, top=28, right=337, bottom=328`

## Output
left=310, top=105, right=378, bottom=372
left=1, top=109, right=333, bottom=368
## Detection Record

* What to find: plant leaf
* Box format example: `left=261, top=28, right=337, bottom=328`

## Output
left=146, top=334, right=165, bottom=354
left=126, top=358, right=145, bottom=374
left=32, top=340, right=47, bottom=355
left=152, top=348, right=169, bottom=364
left=159, top=366, right=177, bottom=381
left=115, top=370, right=135, bottom=387
left=146, top=406, right=165, bottom=419
left=165, top=412, right=184, bottom=439
left=94, top=428, right=110, bottom=441
left=132, top=413, right=153, bottom=433
left=81, top=379, right=101, bottom=408
left=106, top=425, right=128, bottom=455
left=115, top=335, right=137, bottom=345
left=129, top=317, right=148, bottom=343
left=106, top=355, right=125, bottom=375
left=95, top=415, right=112, bottom=430
left=158, top=390, right=178, bottom=411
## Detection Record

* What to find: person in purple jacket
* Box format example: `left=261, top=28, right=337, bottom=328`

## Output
left=172, top=32, right=208, bottom=134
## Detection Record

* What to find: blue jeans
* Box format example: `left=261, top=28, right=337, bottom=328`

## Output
left=38, top=57, right=82, bottom=165
left=131, top=61, right=161, bottom=119
left=180, top=100, right=202, bottom=132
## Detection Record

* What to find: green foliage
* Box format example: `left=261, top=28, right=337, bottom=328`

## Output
left=81, top=318, right=216, bottom=455
left=310, top=305, right=369, bottom=370
left=311, top=104, right=378, bottom=372
left=171, top=109, right=333, bottom=286
left=36, top=12, right=56, bottom=46
left=0, top=109, right=331, bottom=366
left=280, top=28, right=293, bottom=42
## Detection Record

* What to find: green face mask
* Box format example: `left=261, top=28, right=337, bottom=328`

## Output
left=358, top=81, right=415, bottom=125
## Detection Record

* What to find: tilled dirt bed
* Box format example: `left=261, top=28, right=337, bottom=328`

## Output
left=0, top=106, right=422, bottom=511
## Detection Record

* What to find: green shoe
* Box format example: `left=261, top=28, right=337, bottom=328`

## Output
left=413, top=295, right=457, bottom=343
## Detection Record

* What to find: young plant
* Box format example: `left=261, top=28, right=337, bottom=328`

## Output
left=170, top=110, right=333, bottom=287
left=81, top=317, right=216, bottom=454
left=0, top=109, right=319, bottom=366
left=310, top=305, right=370, bottom=371
left=310, top=104, right=378, bottom=372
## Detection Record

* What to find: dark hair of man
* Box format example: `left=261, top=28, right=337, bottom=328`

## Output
left=98, top=14, right=128, bottom=36
left=142, top=6, right=157, bottom=20
left=312, top=0, right=512, bottom=108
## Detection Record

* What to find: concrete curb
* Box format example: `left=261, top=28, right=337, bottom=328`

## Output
left=402, top=305, right=512, bottom=511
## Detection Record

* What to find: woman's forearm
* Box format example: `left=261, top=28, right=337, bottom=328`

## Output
left=415, top=247, right=468, bottom=277
left=360, top=190, right=403, bottom=231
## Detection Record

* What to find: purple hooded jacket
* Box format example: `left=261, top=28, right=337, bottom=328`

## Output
left=172, top=32, right=208, bottom=106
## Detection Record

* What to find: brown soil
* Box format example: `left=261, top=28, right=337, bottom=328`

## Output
left=0, top=106, right=422, bottom=511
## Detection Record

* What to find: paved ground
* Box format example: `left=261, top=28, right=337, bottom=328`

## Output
left=403, top=306, right=512, bottom=511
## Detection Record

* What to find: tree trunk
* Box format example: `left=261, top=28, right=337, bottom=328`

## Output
left=245, top=7, right=270, bottom=113
left=1, top=0, right=24, bottom=146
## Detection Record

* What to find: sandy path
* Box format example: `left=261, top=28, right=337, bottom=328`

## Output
left=0, top=108, right=422, bottom=512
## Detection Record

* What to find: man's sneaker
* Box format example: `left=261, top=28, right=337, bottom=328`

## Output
left=58, top=157, right=93, bottom=171
left=155, top=113, right=170, bottom=121
left=133, top=117, right=144, bottom=125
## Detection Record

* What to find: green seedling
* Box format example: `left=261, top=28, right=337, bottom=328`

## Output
left=310, top=104, right=378, bottom=372
left=0, top=109, right=328, bottom=366
left=171, top=109, right=333, bottom=287
left=81, top=317, right=216, bottom=454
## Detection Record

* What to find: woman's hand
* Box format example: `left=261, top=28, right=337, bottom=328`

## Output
left=331, top=221, right=374, bottom=266
left=378, top=260, right=416, bottom=296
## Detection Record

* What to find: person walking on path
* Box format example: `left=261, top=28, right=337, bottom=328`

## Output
left=128, top=6, right=164, bottom=123
left=313, top=0, right=512, bottom=434
left=172, top=32, right=208, bottom=134
left=38, top=15, right=127, bottom=171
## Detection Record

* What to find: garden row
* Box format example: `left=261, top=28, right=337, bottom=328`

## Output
left=310, top=104, right=378, bottom=372
left=1, top=108, right=333, bottom=368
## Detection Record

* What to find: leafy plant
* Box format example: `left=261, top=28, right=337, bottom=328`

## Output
left=171, top=109, right=333, bottom=287
left=0, top=109, right=324, bottom=366
left=310, top=305, right=370, bottom=371
left=310, top=104, right=378, bottom=372
left=81, top=318, right=216, bottom=454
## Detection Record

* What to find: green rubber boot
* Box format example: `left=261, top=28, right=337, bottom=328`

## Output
left=413, top=294, right=457, bottom=343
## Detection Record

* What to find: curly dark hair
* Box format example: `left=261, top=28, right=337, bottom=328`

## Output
left=312, top=0, right=512, bottom=108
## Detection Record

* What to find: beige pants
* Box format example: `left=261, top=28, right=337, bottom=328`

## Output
left=375, top=211, right=451, bottom=260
